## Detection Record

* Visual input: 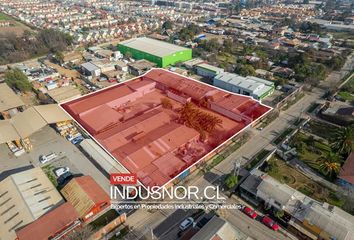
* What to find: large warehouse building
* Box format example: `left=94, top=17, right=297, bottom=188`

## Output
left=118, top=37, right=192, bottom=67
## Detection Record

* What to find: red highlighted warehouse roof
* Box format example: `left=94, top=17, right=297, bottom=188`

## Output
left=61, top=69, right=271, bottom=188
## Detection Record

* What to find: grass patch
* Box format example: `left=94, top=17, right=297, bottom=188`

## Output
left=205, top=134, right=250, bottom=171
left=273, top=128, right=294, bottom=145
left=305, top=120, right=340, bottom=141
left=42, top=164, right=58, bottom=187
left=298, top=186, right=314, bottom=196
left=337, top=91, right=354, bottom=101
left=0, top=13, right=13, bottom=21
left=245, top=149, right=271, bottom=170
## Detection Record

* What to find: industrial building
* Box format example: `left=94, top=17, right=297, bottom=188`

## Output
left=60, top=176, right=110, bottom=222
left=195, top=63, right=224, bottom=78
left=0, top=83, right=25, bottom=119
left=0, top=104, right=72, bottom=155
left=0, top=167, right=64, bottom=240
left=118, top=37, right=192, bottom=67
left=61, top=69, right=271, bottom=188
left=214, top=72, right=275, bottom=100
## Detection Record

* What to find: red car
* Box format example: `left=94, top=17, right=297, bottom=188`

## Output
left=242, top=207, right=257, bottom=219
left=108, top=78, right=117, bottom=83
left=262, top=216, right=279, bottom=231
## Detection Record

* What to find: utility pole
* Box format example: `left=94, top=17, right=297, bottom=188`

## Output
left=233, top=158, right=241, bottom=178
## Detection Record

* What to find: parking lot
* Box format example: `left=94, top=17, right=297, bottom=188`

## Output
left=0, top=125, right=111, bottom=193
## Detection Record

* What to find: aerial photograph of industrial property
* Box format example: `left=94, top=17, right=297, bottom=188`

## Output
left=0, top=0, right=354, bottom=240
left=61, top=69, right=270, bottom=187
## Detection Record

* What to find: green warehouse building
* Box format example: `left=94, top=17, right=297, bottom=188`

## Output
left=118, top=37, right=192, bottom=68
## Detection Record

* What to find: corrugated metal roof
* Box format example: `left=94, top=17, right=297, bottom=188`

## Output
left=10, top=107, right=47, bottom=139
left=0, top=120, right=20, bottom=143
left=79, top=139, right=128, bottom=174
left=0, top=167, right=64, bottom=240
left=119, top=37, right=189, bottom=57
left=33, top=104, right=71, bottom=124
left=0, top=83, right=25, bottom=112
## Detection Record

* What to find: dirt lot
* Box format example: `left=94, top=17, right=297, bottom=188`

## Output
left=0, top=13, right=34, bottom=36
left=44, top=60, right=81, bottom=79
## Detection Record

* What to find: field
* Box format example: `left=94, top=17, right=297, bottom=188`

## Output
left=0, top=12, right=34, bottom=36
left=266, top=156, right=344, bottom=207
left=0, top=13, right=12, bottom=20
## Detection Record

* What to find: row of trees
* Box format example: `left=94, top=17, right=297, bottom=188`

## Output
left=0, top=29, right=73, bottom=64
left=178, top=102, right=223, bottom=140
left=302, top=124, right=353, bottom=179
left=177, top=23, right=201, bottom=41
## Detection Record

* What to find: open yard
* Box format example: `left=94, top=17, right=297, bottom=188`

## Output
left=289, top=131, right=335, bottom=178
left=265, top=156, right=344, bottom=207
left=304, top=120, right=340, bottom=141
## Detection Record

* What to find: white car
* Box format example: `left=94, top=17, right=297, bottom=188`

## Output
left=54, top=167, right=70, bottom=177
left=179, top=217, right=194, bottom=231
left=39, top=153, right=57, bottom=164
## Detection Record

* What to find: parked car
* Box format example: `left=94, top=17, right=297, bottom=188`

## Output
left=57, top=171, right=73, bottom=186
left=54, top=167, right=70, bottom=177
left=179, top=217, right=194, bottom=231
left=66, top=133, right=81, bottom=142
left=242, top=207, right=257, bottom=219
left=262, top=216, right=279, bottom=231
left=39, top=153, right=57, bottom=164
left=71, top=136, right=84, bottom=145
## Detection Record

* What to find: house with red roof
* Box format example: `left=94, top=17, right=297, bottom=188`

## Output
left=338, top=153, right=354, bottom=190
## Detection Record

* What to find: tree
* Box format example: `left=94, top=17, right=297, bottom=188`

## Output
left=178, top=24, right=201, bottom=41
left=124, top=51, right=132, bottom=59
left=225, top=174, right=238, bottom=189
left=319, top=152, right=342, bottom=178
left=275, top=210, right=285, bottom=219
left=179, top=102, right=222, bottom=136
left=5, top=68, right=32, bottom=92
left=198, top=38, right=222, bottom=53
left=161, top=98, right=173, bottom=109
left=332, top=125, right=354, bottom=155
left=234, top=63, right=255, bottom=76
left=326, top=56, right=344, bottom=71
left=54, top=51, right=65, bottom=65
left=162, top=21, right=173, bottom=30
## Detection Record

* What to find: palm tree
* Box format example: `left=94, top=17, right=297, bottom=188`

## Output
left=319, top=152, right=342, bottom=178
left=332, top=125, right=354, bottom=155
